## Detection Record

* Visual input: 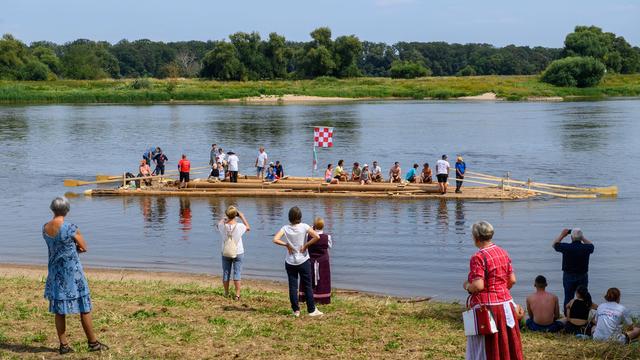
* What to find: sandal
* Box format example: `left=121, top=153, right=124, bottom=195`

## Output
left=234, top=295, right=241, bottom=301
left=59, top=343, right=73, bottom=355
left=88, top=340, right=109, bottom=352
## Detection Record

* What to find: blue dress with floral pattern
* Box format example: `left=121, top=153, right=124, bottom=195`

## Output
left=43, top=222, right=92, bottom=314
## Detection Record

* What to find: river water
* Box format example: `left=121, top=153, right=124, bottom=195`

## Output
left=1, top=100, right=638, bottom=311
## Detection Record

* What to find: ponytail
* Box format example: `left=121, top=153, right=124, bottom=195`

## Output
left=576, top=285, right=592, bottom=308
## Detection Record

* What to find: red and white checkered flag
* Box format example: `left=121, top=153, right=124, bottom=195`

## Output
left=313, top=127, right=334, bottom=148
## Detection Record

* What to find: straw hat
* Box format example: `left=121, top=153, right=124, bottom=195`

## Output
left=457, top=156, right=463, bottom=161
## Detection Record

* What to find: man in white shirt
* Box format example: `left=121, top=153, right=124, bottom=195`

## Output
left=255, top=147, right=268, bottom=179
left=371, top=161, right=383, bottom=182
left=435, top=154, right=451, bottom=194
left=227, top=151, right=239, bottom=183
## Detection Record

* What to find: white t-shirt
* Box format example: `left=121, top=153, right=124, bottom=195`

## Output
left=227, top=154, right=239, bottom=171
left=216, top=153, right=226, bottom=163
left=217, top=221, right=247, bottom=255
left=372, top=165, right=382, bottom=175
left=280, top=223, right=311, bottom=265
left=256, top=152, right=268, bottom=168
left=593, top=302, right=632, bottom=343
left=436, top=159, right=450, bottom=175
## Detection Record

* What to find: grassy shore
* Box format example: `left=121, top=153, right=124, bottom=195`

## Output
left=0, top=265, right=638, bottom=359
left=0, top=74, right=639, bottom=104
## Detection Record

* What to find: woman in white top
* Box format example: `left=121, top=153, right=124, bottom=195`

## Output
left=217, top=206, right=250, bottom=300
left=273, top=206, right=323, bottom=317
left=592, top=288, right=640, bottom=344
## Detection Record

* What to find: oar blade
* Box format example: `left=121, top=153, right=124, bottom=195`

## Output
left=64, top=179, right=84, bottom=187
left=590, top=186, right=618, bottom=196
left=95, top=174, right=112, bottom=181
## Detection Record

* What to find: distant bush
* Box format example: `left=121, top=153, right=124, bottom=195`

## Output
left=389, top=61, right=431, bottom=79
left=541, top=56, right=606, bottom=87
left=456, top=65, right=477, bottom=77
left=19, top=61, right=50, bottom=81
left=130, top=78, right=152, bottom=89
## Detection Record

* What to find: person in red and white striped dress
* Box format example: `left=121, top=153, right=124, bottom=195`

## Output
left=463, top=221, right=523, bottom=360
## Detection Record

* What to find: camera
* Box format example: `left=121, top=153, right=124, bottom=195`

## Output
left=567, top=229, right=572, bottom=234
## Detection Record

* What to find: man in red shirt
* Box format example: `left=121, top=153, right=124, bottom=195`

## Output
left=178, top=154, right=191, bottom=188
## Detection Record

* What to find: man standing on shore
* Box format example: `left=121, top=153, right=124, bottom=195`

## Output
left=435, top=155, right=450, bottom=194
left=255, top=147, right=268, bottom=179
left=552, top=228, right=594, bottom=311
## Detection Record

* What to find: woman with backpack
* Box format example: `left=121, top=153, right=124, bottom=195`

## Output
left=217, top=206, right=250, bottom=300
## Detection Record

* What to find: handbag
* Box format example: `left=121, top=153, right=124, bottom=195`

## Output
left=222, top=223, right=238, bottom=258
left=462, top=252, right=498, bottom=336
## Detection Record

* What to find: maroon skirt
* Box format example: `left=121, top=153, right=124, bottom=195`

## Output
left=299, top=255, right=331, bottom=305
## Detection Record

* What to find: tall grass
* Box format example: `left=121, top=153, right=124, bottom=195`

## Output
left=0, top=74, right=639, bottom=104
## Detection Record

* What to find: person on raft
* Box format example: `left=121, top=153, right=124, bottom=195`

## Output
left=456, top=156, right=466, bottom=193
left=178, top=154, right=191, bottom=188
left=333, top=160, right=347, bottom=182
left=420, top=163, right=433, bottom=183
left=208, top=161, right=220, bottom=181
left=265, top=162, right=278, bottom=182
left=351, top=162, right=362, bottom=182
left=138, top=159, right=152, bottom=187
left=152, top=147, right=168, bottom=176
left=143, top=146, right=156, bottom=166
left=404, top=163, right=419, bottom=183
left=227, top=151, right=240, bottom=183
left=275, top=160, right=285, bottom=178
left=435, top=155, right=451, bottom=194
left=255, top=146, right=269, bottom=179
left=371, top=161, right=383, bottom=182
left=325, top=164, right=339, bottom=184
left=360, top=164, right=372, bottom=185
left=389, top=162, right=402, bottom=183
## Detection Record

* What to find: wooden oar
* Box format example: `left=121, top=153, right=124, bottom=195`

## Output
left=465, top=170, right=617, bottom=196
left=65, top=174, right=175, bottom=187
left=96, top=166, right=211, bottom=181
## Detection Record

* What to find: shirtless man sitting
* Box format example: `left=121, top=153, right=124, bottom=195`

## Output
left=525, top=275, right=564, bottom=332
left=388, top=162, right=401, bottom=183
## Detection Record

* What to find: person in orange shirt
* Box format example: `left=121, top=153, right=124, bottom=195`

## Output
left=178, top=154, right=191, bottom=188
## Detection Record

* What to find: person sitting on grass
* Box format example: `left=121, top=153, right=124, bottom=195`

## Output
left=404, top=163, right=419, bottom=183
left=351, top=162, right=362, bottom=182
left=388, top=162, right=401, bottom=183
left=565, top=285, right=597, bottom=335
left=43, top=197, right=108, bottom=355
left=325, top=164, right=339, bottom=184
left=360, top=164, right=372, bottom=185
left=525, top=275, right=564, bottom=333
left=592, top=288, right=640, bottom=344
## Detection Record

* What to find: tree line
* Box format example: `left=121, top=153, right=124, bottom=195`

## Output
left=1, top=26, right=638, bottom=81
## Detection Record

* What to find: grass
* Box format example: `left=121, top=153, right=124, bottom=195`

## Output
left=0, top=74, right=638, bottom=104
left=0, top=275, right=638, bottom=359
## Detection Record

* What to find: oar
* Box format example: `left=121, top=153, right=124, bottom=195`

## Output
left=96, top=166, right=211, bottom=181
left=65, top=174, right=175, bottom=187
left=465, top=171, right=617, bottom=196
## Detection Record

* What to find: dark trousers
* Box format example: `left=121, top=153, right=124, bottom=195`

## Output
left=456, top=175, right=464, bottom=191
left=229, top=171, right=238, bottom=183
left=285, top=260, right=315, bottom=313
left=563, top=272, right=588, bottom=311
left=153, top=165, right=165, bottom=175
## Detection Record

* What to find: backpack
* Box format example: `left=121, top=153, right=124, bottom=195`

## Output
left=222, top=223, right=238, bottom=258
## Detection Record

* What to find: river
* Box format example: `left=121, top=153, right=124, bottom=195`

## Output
left=0, top=100, right=638, bottom=311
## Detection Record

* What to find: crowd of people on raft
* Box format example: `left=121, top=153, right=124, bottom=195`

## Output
left=135, top=145, right=468, bottom=194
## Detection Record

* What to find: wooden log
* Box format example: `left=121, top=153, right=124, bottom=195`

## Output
left=186, top=181, right=442, bottom=193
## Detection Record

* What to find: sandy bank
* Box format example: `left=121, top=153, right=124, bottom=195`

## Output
left=226, top=94, right=358, bottom=104
left=456, top=92, right=501, bottom=100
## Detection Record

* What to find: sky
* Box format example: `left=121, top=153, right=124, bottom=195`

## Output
left=1, top=0, right=639, bottom=47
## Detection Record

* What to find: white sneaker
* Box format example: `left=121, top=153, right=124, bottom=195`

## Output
left=293, top=311, right=300, bottom=318
left=308, top=309, right=323, bottom=317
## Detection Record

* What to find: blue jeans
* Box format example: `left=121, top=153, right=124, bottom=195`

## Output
left=526, top=318, right=564, bottom=333
left=285, top=260, right=315, bottom=313
left=221, top=254, right=244, bottom=281
left=563, top=272, right=588, bottom=311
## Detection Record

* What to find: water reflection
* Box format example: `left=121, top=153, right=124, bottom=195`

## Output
left=178, top=197, right=192, bottom=240
left=455, top=200, right=466, bottom=235
left=0, top=111, right=29, bottom=141
left=555, top=104, right=616, bottom=152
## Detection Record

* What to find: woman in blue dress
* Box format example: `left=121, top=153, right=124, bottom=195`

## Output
left=43, top=197, right=108, bottom=355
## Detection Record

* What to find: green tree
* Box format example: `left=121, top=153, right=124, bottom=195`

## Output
left=456, top=65, right=477, bottom=76
left=0, top=34, right=32, bottom=79
left=32, top=46, right=61, bottom=75
left=541, top=56, right=605, bottom=87
left=61, top=40, right=119, bottom=79
left=310, top=27, right=333, bottom=48
left=229, top=32, right=269, bottom=80
left=334, top=35, right=362, bottom=77
left=19, top=60, right=50, bottom=80
left=264, top=32, right=288, bottom=78
left=563, top=26, right=639, bottom=73
left=200, top=42, right=246, bottom=80
left=389, top=60, right=430, bottom=79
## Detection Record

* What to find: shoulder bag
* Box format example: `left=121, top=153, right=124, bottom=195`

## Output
left=462, top=252, right=498, bottom=336
left=222, top=223, right=238, bottom=258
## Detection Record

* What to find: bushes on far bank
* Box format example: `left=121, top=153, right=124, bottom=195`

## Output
left=542, top=56, right=606, bottom=87
left=389, top=61, right=431, bottom=79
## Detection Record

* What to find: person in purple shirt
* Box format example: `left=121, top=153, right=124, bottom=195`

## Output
left=552, top=228, right=594, bottom=312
